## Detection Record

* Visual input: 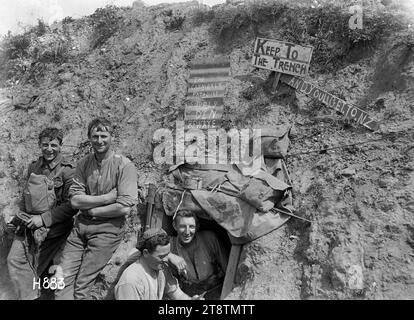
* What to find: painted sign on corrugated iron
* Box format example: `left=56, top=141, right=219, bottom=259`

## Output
left=185, top=60, right=230, bottom=129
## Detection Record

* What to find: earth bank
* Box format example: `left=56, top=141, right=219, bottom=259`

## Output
left=0, top=0, right=413, bottom=300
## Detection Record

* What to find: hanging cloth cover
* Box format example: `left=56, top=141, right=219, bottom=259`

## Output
left=157, top=125, right=295, bottom=245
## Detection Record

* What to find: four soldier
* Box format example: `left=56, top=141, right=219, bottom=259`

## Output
left=6, top=118, right=226, bottom=300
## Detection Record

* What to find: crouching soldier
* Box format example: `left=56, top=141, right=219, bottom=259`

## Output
left=7, top=127, right=77, bottom=300
left=114, top=228, right=203, bottom=300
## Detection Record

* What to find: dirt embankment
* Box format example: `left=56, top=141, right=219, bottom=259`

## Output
left=1, top=1, right=413, bottom=299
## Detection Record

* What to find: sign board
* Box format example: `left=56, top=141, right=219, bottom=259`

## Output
left=185, top=60, right=230, bottom=129
left=185, top=105, right=223, bottom=129
left=184, top=105, right=224, bottom=120
left=185, top=119, right=221, bottom=129
left=252, top=38, right=313, bottom=77
left=281, top=74, right=379, bottom=131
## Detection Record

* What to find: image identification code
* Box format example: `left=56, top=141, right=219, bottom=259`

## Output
left=33, top=277, right=65, bottom=290
left=158, top=304, right=255, bottom=317
left=201, top=304, right=255, bottom=315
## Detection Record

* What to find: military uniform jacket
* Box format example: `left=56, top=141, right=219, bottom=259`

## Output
left=21, top=154, right=78, bottom=238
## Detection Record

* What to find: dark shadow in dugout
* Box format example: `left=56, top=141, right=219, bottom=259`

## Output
left=105, top=214, right=231, bottom=300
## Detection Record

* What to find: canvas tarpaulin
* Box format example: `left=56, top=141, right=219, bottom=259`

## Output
left=155, top=125, right=295, bottom=245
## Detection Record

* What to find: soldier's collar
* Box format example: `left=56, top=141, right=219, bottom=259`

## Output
left=41, top=153, right=62, bottom=170
left=93, top=150, right=114, bottom=163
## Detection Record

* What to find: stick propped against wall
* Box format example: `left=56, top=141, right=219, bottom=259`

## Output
left=220, top=244, right=242, bottom=300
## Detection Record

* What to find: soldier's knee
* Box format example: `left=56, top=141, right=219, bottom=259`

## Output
left=7, top=243, right=25, bottom=270
left=7, top=250, right=17, bottom=269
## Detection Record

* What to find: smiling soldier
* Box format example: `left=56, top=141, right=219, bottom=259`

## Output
left=170, top=210, right=228, bottom=300
left=55, top=117, right=138, bottom=300
left=114, top=228, right=202, bottom=300
left=7, top=127, right=77, bottom=300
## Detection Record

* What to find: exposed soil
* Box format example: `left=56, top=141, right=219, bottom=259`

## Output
left=0, top=1, right=413, bottom=300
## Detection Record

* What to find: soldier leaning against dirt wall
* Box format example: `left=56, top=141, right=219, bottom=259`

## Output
left=6, top=127, right=78, bottom=300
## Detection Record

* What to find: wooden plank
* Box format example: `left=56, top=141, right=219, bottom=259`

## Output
left=220, top=244, right=242, bottom=300
left=187, top=90, right=226, bottom=98
left=187, top=84, right=226, bottom=93
left=188, top=81, right=227, bottom=88
left=271, top=71, right=281, bottom=93
left=251, top=37, right=314, bottom=77
left=185, top=119, right=221, bottom=129
left=185, top=105, right=224, bottom=120
left=189, top=61, right=231, bottom=69
left=186, top=59, right=230, bottom=130
left=189, top=72, right=229, bottom=79
left=144, top=184, right=156, bottom=231
left=188, top=77, right=229, bottom=84
left=280, top=74, right=379, bottom=131
left=185, top=97, right=224, bottom=106
left=252, top=55, right=310, bottom=77
left=253, top=37, right=314, bottom=63
left=190, top=67, right=230, bottom=76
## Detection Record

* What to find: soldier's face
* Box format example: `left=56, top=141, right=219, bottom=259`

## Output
left=144, top=243, right=171, bottom=271
left=175, top=217, right=197, bottom=245
left=89, top=126, right=112, bottom=154
left=39, top=137, right=61, bottom=163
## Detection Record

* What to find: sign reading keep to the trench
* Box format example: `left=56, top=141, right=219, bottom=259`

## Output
left=252, top=38, right=313, bottom=77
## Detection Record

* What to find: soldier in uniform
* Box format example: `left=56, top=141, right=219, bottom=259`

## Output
left=55, top=118, right=138, bottom=300
left=170, top=210, right=228, bottom=300
left=7, top=127, right=78, bottom=300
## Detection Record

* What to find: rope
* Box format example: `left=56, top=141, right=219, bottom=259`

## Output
left=5, top=125, right=414, bottom=159
left=287, top=127, right=414, bottom=158
left=22, top=228, right=39, bottom=276
left=172, top=189, right=187, bottom=221
left=270, top=207, right=313, bottom=223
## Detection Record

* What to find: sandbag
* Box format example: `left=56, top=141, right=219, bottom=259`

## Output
left=225, top=170, right=291, bottom=212
left=255, top=125, right=292, bottom=159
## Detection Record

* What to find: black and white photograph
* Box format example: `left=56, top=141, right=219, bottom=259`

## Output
left=0, top=0, right=413, bottom=309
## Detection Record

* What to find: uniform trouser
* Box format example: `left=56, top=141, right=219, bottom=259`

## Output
left=6, top=227, right=71, bottom=300
left=55, top=215, right=124, bottom=300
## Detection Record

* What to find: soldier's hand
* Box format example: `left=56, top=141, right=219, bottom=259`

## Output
left=49, top=265, right=64, bottom=279
left=87, top=208, right=96, bottom=217
left=6, top=222, right=17, bottom=233
left=167, top=253, right=187, bottom=274
left=27, top=215, right=44, bottom=229
left=105, top=188, right=118, bottom=204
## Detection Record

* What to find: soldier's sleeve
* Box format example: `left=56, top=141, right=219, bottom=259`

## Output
left=116, top=160, right=138, bottom=207
left=206, top=231, right=229, bottom=273
left=41, top=164, right=78, bottom=228
left=17, top=161, right=35, bottom=212
left=164, top=267, right=179, bottom=295
left=68, top=158, right=87, bottom=198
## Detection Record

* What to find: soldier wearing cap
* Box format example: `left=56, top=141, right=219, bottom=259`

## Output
left=7, top=127, right=78, bottom=300
left=114, top=228, right=203, bottom=300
